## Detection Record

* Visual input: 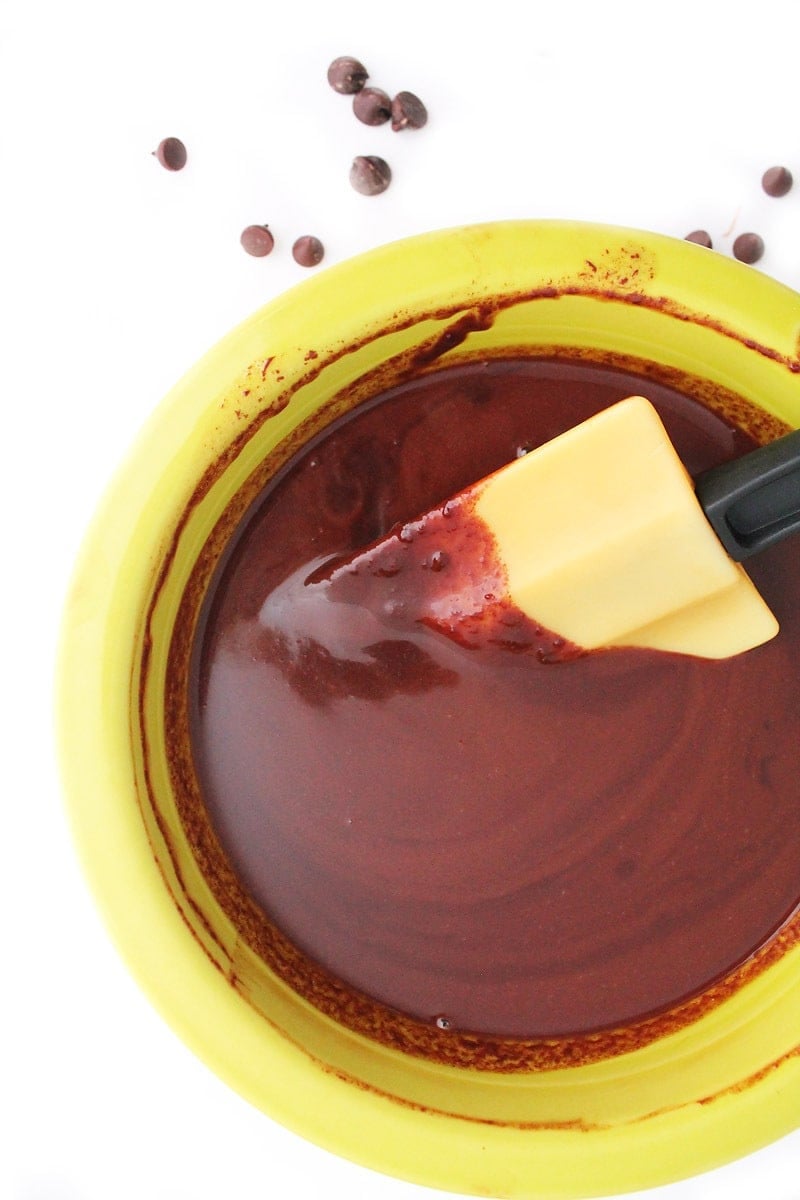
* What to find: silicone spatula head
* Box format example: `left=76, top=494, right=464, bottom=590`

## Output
left=472, top=396, right=779, bottom=658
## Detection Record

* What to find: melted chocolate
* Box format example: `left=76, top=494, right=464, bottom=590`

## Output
left=191, top=358, right=800, bottom=1038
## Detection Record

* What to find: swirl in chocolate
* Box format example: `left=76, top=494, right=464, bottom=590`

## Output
left=191, top=358, right=800, bottom=1038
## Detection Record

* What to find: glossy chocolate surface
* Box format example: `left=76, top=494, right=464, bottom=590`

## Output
left=190, top=358, right=800, bottom=1038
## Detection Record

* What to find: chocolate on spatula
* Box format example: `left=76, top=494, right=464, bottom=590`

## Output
left=323, top=397, right=789, bottom=659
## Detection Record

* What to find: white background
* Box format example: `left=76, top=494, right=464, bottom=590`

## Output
left=3, top=1, right=800, bottom=1197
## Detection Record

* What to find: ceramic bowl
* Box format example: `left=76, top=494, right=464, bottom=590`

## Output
left=58, top=221, right=800, bottom=1198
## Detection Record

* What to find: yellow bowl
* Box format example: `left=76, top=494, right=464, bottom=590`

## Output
left=58, top=220, right=800, bottom=1199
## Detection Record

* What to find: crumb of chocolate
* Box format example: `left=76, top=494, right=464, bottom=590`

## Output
left=240, top=224, right=275, bottom=257
left=153, top=137, right=187, bottom=171
left=353, top=87, right=392, bottom=126
left=732, top=232, right=764, bottom=264
left=327, top=56, right=368, bottom=94
left=292, top=235, right=325, bottom=267
left=762, top=166, right=793, bottom=198
left=391, top=91, right=428, bottom=132
left=350, top=155, right=392, bottom=196
left=685, top=230, right=713, bottom=248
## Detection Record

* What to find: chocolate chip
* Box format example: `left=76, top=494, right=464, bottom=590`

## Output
left=292, top=235, right=325, bottom=267
left=761, top=165, right=793, bottom=197
left=153, top=137, right=187, bottom=171
left=732, top=232, right=764, bottom=264
left=349, top=155, right=392, bottom=196
left=327, top=56, right=368, bottom=94
left=685, top=230, right=713, bottom=248
left=240, top=225, right=275, bottom=257
left=353, top=86, right=392, bottom=126
left=391, top=91, right=428, bottom=132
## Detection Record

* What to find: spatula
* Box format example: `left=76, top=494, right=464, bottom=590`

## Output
left=321, top=396, right=800, bottom=660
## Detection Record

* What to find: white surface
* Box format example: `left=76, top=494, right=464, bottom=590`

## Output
left=2, top=1, right=800, bottom=1197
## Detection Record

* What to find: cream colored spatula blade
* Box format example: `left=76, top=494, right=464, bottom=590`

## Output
left=473, top=395, right=779, bottom=658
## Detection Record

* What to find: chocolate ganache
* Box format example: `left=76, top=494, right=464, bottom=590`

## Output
left=190, top=357, right=800, bottom=1039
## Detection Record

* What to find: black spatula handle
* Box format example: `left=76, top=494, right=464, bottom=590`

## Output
left=694, top=426, right=800, bottom=561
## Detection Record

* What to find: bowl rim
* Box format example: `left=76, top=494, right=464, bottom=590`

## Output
left=57, top=219, right=800, bottom=1199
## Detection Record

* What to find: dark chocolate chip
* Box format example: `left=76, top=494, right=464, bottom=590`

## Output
left=327, top=56, right=368, bottom=94
left=684, top=230, right=713, bottom=248
left=762, top=165, right=793, bottom=197
left=349, top=155, right=392, bottom=196
left=391, top=91, right=428, bottom=132
left=353, top=86, right=392, bottom=126
left=153, top=137, right=187, bottom=171
left=240, top=224, right=275, bottom=257
left=732, top=232, right=764, bottom=264
left=292, top=235, right=325, bottom=267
